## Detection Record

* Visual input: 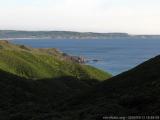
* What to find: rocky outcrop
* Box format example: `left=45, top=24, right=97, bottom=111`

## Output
left=62, top=53, right=86, bottom=64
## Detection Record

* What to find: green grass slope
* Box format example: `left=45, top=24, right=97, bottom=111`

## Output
left=0, top=40, right=111, bottom=81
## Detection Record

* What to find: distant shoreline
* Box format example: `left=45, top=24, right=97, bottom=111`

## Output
left=1, top=30, right=160, bottom=40
left=1, top=37, right=160, bottom=41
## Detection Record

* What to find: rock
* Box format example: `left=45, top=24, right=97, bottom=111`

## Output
left=0, top=40, right=9, bottom=44
left=72, top=56, right=86, bottom=64
left=92, top=59, right=99, bottom=62
left=62, top=52, right=86, bottom=64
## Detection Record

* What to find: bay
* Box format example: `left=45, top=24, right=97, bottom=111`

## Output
left=11, top=38, right=160, bottom=75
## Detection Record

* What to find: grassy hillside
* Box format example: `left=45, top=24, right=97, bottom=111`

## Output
left=0, top=40, right=112, bottom=120
left=0, top=40, right=111, bottom=81
left=59, top=55, right=160, bottom=119
left=0, top=69, right=97, bottom=120
left=1, top=54, right=160, bottom=120
left=0, top=40, right=112, bottom=119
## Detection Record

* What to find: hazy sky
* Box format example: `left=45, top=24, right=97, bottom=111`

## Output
left=0, top=0, right=160, bottom=34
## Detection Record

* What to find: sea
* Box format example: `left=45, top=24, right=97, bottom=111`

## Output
left=10, top=38, right=160, bottom=75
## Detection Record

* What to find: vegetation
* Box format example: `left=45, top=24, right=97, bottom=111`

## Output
left=0, top=40, right=160, bottom=120
left=59, top=55, right=160, bottom=119
left=0, top=40, right=111, bottom=81
left=0, top=40, right=112, bottom=120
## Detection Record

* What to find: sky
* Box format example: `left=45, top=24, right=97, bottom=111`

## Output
left=0, top=0, right=160, bottom=34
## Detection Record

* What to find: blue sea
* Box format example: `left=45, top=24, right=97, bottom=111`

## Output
left=10, top=38, right=160, bottom=75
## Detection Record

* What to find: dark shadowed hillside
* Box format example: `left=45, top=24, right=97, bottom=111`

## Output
left=0, top=67, right=111, bottom=120
left=0, top=69, right=94, bottom=120
left=58, top=55, right=160, bottom=119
